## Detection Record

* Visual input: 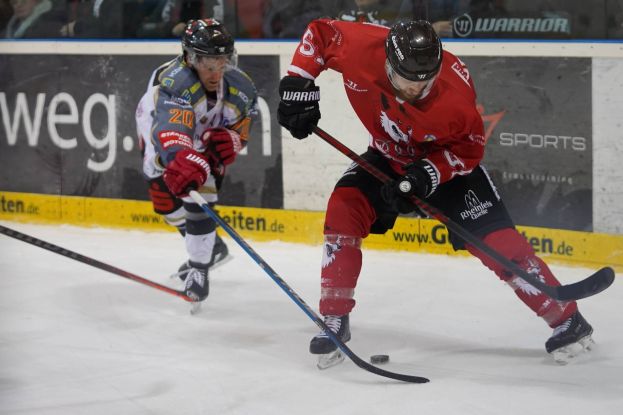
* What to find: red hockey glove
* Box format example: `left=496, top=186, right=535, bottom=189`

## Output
left=163, top=149, right=211, bottom=197
left=201, top=128, right=242, bottom=166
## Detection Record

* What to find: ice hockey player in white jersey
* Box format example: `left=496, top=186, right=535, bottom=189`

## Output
left=136, top=19, right=257, bottom=303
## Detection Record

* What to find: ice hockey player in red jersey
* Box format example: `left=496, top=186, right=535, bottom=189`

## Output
left=277, top=19, right=594, bottom=366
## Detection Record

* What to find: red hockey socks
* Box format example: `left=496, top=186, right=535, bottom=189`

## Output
left=320, top=235, right=362, bottom=315
left=466, top=228, right=577, bottom=327
left=319, top=187, right=375, bottom=316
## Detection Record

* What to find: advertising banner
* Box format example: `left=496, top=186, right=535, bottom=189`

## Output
left=0, top=53, right=283, bottom=208
left=3, top=190, right=621, bottom=272
left=462, top=56, right=592, bottom=231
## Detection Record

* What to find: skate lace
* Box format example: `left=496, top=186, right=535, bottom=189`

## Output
left=185, top=268, right=206, bottom=290
left=552, top=316, right=572, bottom=337
left=319, top=315, right=342, bottom=337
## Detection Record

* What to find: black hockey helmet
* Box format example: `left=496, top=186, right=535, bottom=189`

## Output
left=385, top=20, right=443, bottom=81
left=181, top=19, right=234, bottom=58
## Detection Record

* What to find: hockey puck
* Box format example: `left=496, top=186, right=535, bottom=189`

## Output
left=370, top=354, right=390, bottom=364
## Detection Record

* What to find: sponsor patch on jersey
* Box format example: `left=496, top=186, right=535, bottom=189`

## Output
left=468, top=133, right=486, bottom=146
left=162, top=78, right=175, bottom=88
left=159, top=131, right=193, bottom=149
left=164, top=97, right=192, bottom=107
left=344, top=79, right=368, bottom=92
left=169, top=66, right=184, bottom=77
left=459, top=189, right=493, bottom=220
left=451, top=62, right=471, bottom=86
left=229, top=86, right=249, bottom=103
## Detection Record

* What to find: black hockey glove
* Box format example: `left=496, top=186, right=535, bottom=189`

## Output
left=278, top=76, right=321, bottom=139
left=381, top=161, right=436, bottom=215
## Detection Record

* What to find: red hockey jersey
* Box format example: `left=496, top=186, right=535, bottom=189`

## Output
left=287, top=19, right=486, bottom=186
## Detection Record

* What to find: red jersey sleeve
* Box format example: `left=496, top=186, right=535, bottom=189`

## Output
left=286, top=19, right=349, bottom=79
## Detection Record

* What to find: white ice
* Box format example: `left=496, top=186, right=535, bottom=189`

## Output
left=1, top=221, right=622, bottom=415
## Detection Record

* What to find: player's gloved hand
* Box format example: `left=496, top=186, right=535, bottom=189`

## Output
left=163, top=149, right=211, bottom=197
left=381, top=161, right=434, bottom=214
left=201, top=128, right=242, bottom=166
left=278, top=75, right=321, bottom=139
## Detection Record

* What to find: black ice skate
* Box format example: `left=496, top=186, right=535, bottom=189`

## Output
left=173, top=234, right=230, bottom=282
left=545, top=311, right=594, bottom=364
left=310, top=315, right=351, bottom=369
left=208, top=233, right=230, bottom=268
left=183, top=261, right=209, bottom=308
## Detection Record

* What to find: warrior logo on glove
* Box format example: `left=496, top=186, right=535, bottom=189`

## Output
left=163, top=149, right=211, bottom=197
left=278, top=76, right=321, bottom=139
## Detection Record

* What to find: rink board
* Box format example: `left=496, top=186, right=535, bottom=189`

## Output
left=1, top=191, right=621, bottom=272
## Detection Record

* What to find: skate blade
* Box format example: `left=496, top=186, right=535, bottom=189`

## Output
left=551, top=334, right=594, bottom=365
left=316, top=350, right=345, bottom=370
left=210, top=254, right=233, bottom=271
left=189, top=301, right=203, bottom=315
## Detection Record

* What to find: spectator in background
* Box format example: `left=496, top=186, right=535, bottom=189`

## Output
left=223, top=0, right=268, bottom=38
left=337, top=0, right=408, bottom=26
left=336, top=1, right=470, bottom=36
left=136, top=0, right=221, bottom=38
left=606, top=0, right=623, bottom=38
left=262, top=0, right=336, bottom=38
left=61, top=0, right=220, bottom=39
left=4, top=0, right=62, bottom=38
left=60, top=0, right=125, bottom=38
left=1, top=0, right=13, bottom=32
left=400, top=0, right=471, bottom=36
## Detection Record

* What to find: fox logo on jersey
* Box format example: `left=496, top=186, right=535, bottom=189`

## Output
left=380, top=111, right=410, bottom=144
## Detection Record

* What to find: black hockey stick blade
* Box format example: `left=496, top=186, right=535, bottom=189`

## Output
left=0, top=224, right=195, bottom=302
left=555, top=266, right=615, bottom=302
left=188, top=191, right=429, bottom=383
left=321, top=325, right=429, bottom=383
left=312, top=126, right=617, bottom=302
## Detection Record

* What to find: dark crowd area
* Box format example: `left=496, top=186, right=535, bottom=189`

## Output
left=1, top=0, right=623, bottom=40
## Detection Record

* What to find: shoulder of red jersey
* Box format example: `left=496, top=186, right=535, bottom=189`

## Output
left=438, top=51, right=475, bottom=96
left=288, top=18, right=389, bottom=80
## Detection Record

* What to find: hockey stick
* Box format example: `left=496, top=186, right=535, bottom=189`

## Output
left=312, top=126, right=615, bottom=302
left=188, top=190, right=429, bottom=384
left=0, top=224, right=194, bottom=302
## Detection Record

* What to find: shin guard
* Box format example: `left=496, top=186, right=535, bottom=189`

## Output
left=319, top=187, right=375, bottom=316
left=466, top=228, right=577, bottom=327
left=320, top=235, right=362, bottom=316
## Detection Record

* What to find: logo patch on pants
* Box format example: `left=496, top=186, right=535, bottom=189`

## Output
left=460, top=189, right=493, bottom=220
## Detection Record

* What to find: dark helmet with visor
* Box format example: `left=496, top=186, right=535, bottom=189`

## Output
left=182, top=19, right=235, bottom=61
left=385, top=20, right=442, bottom=82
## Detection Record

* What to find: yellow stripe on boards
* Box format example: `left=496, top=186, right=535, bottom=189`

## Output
left=1, top=191, right=621, bottom=272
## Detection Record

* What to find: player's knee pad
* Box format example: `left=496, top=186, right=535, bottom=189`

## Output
left=466, top=228, right=535, bottom=280
left=324, top=187, right=376, bottom=238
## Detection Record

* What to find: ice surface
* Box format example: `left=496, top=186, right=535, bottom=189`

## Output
left=1, top=221, right=621, bottom=415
